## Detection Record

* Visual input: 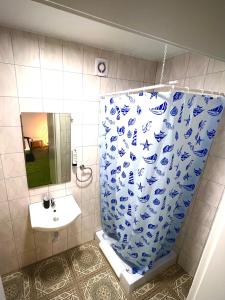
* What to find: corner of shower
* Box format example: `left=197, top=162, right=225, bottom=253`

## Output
left=97, top=87, right=225, bottom=293
left=95, top=229, right=177, bottom=293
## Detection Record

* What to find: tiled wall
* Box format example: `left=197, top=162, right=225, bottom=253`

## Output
left=0, top=26, right=157, bottom=275
left=156, top=53, right=225, bottom=275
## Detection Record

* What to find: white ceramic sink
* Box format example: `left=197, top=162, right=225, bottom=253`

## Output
left=29, top=195, right=81, bottom=232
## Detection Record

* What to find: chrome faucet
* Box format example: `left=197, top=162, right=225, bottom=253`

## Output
left=51, top=198, right=56, bottom=209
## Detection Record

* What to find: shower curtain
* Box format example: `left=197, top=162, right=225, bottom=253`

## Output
left=99, top=91, right=224, bottom=274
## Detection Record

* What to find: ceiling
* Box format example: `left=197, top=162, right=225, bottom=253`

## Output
left=0, top=0, right=186, bottom=61
left=33, top=0, right=225, bottom=62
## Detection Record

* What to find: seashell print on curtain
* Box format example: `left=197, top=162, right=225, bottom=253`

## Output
left=99, top=91, right=224, bottom=274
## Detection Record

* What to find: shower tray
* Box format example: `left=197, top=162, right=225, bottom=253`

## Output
left=95, top=230, right=177, bottom=293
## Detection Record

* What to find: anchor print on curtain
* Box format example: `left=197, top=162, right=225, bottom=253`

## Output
left=99, top=91, right=224, bottom=274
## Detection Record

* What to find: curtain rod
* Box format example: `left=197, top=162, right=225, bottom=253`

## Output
left=101, top=83, right=225, bottom=98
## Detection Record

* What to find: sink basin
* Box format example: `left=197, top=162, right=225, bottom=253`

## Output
left=29, top=195, right=81, bottom=232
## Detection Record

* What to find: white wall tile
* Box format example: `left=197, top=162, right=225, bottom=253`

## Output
left=16, top=65, right=41, bottom=97
left=39, top=36, right=62, bottom=70
left=192, top=199, right=216, bottom=227
left=63, top=101, right=83, bottom=124
left=81, top=198, right=95, bottom=218
left=196, top=178, right=224, bottom=208
left=29, top=194, right=44, bottom=203
left=81, top=229, right=94, bottom=243
left=170, top=53, right=189, bottom=80
left=63, top=72, right=82, bottom=100
left=42, top=69, right=63, bottom=99
left=0, top=63, right=17, bottom=96
left=83, top=74, right=100, bottom=101
left=49, top=183, right=65, bottom=192
left=19, top=97, right=43, bottom=112
left=0, top=221, right=14, bottom=241
left=12, top=215, right=32, bottom=238
left=18, top=250, right=36, bottom=268
left=100, top=49, right=118, bottom=78
left=211, top=59, right=225, bottom=73
left=49, top=188, right=66, bottom=199
left=12, top=30, right=40, bottom=67
left=0, top=127, right=23, bottom=154
left=1, top=152, right=26, bottom=178
left=5, top=175, right=28, bottom=200
left=187, top=53, right=209, bottom=77
left=83, top=46, right=101, bottom=75
left=0, top=238, right=18, bottom=274
left=130, top=57, right=145, bottom=81
left=67, top=184, right=81, bottom=205
left=117, top=54, right=133, bottom=80
left=0, top=202, right=11, bottom=223
left=210, top=128, right=225, bottom=158
left=155, top=58, right=172, bottom=83
left=128, top=80, right=143, bottom=89
left=82, top=101, right=99, bottom=125
left=184, top=76, right=205, bottom=90
left=204, top=71, right=224, bottom=93
left=71, top=124, right=82, bottom=147
left=82, top=125, right=99, bottom=146
left=15, top=231, right=35, bottom=253
left=0, top=27, right=13, bottom=64
left=81, top=214, right=94, bottom=232
left=36, top=244, right=52, bottom=261
left=100, top=77, right=116, bottom=94
left=187, top=220, right=210, bottom=247
left=29, top=185, right=49, bottom=196
left=115, top=79, right=130, bottom=91
left=43, top=99, right=63, bottom=113
left=52, top=238, right=67, bottom=255
left=67, top=231, right=82, bottom=249
left=9, top=197, right=29, bottom=221
left=220, top=71, right=225, bottom=93
left=144, top=60, right=157, bottom=83
left=0, top=97, right=20, bottom=126
left=67, top=216, right=81, bottom=238
left=82, top=146, right=98, bottom=165
left=0, top=179, right=7, bottom=202
left=0, top=159, right=3, bottom=179
left=63, top=41, right=83, bottom=73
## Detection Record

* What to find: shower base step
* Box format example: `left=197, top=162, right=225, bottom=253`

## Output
left=95, top=230, right=177, bottom=293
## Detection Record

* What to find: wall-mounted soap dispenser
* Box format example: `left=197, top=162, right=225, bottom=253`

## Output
left=72, top=149, right=77, bottom=167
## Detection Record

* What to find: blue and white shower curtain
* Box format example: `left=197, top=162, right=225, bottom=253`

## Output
left=99, top=91, right=224, bottom=274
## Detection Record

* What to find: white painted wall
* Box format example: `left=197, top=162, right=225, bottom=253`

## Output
left=187, top=190, right=225, bottom=300
left=36, top=0, right=225, bottom=61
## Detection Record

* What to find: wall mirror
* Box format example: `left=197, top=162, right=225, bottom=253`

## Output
left=21, top=113, right=71, bottom=188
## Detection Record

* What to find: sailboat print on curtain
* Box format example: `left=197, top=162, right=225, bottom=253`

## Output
left=99, top=91, right=224, bottom=274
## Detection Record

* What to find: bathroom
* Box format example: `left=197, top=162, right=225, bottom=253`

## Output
left=0, top=0, right=225, bottom=299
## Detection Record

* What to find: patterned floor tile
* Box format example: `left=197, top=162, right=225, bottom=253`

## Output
left=80, top=269, right=127, bottom=300
left=2, top=271, right=30, bottom=300
left=67, top=241, right=107, bottom=279
left=143, top=288, right=180, bottom=300
left=33, top=254, right=74, bottom=299
left=1, top=241, right=192, bottom=300
left=173, top=273, right=193, bottom=299
left=49, top=285, right=81, bottom=300
left=130, top=264, right=192, bottom=300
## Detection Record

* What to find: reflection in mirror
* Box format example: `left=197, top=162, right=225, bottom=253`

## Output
left=21, top=113, right=71, bottom=188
